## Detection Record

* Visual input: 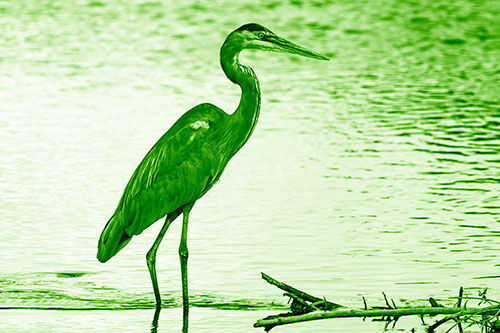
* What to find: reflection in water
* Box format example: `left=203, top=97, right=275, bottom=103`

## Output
left=151, top=307, right=160, bottom=333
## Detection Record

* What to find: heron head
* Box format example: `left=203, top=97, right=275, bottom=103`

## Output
left=232, top=23, right=329, bottom=61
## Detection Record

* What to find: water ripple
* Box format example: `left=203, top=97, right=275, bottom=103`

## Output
left=0, top=272, right=284, bottom=311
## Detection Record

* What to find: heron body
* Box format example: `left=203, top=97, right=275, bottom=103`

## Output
left=97, top=23, right=327, bottom=332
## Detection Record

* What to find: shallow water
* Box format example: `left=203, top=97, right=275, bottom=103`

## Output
left=1, top=0, right=499, bottom=332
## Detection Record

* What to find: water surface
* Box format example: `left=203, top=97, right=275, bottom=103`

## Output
left=1, top=0, right=499, bottom=332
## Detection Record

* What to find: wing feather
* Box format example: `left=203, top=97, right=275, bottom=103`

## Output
left=113, top=103, right=228, bottom=236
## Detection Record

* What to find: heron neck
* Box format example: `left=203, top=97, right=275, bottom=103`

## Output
left=220, top=42, right=261, bottom=153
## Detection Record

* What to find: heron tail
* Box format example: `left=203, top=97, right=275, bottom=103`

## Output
left=97, top=211, right=132, bottom=263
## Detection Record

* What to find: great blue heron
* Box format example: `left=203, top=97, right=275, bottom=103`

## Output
left=97, top=23, right=328, bottom=331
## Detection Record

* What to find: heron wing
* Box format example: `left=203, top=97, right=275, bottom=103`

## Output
left=116, top=103, right=228, bottom=236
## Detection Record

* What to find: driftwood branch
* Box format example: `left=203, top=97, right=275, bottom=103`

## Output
left=260, top=272, right=342, bottom=311
left=254, top=305, right=500, bottom=328
left=253, top=273, right=500, bottom=332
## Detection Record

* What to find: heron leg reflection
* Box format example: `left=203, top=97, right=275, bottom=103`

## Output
left=150, top=305, right=161, bottom=333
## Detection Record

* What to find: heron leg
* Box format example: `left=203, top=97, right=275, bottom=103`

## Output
left=179, top=202, right=194, bottom=333
left=146, top=214, right=176, bottom=307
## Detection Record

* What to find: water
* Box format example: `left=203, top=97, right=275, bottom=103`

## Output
left=1, top=0, right=499, bottom=332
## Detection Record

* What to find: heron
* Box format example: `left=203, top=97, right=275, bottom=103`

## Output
left=97, top=23, right=328, bottom=331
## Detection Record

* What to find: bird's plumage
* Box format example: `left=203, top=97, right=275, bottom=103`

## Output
left=97, top=103, right=239, bottom=262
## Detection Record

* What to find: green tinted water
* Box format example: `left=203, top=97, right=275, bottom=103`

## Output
left=1, top=0, right=499, bottom=332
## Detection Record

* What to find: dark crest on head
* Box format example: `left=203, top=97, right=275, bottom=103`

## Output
left=236, top=23, right=269, bottom=33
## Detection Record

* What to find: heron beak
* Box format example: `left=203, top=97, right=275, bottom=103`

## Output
left=265, top=35, right=329, bottom=61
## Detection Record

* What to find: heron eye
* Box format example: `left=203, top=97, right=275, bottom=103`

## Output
left=257, top=32, right=265, bottom=39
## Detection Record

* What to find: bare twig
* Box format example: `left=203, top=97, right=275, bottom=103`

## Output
left=456, top=287, right=463, bottom=308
